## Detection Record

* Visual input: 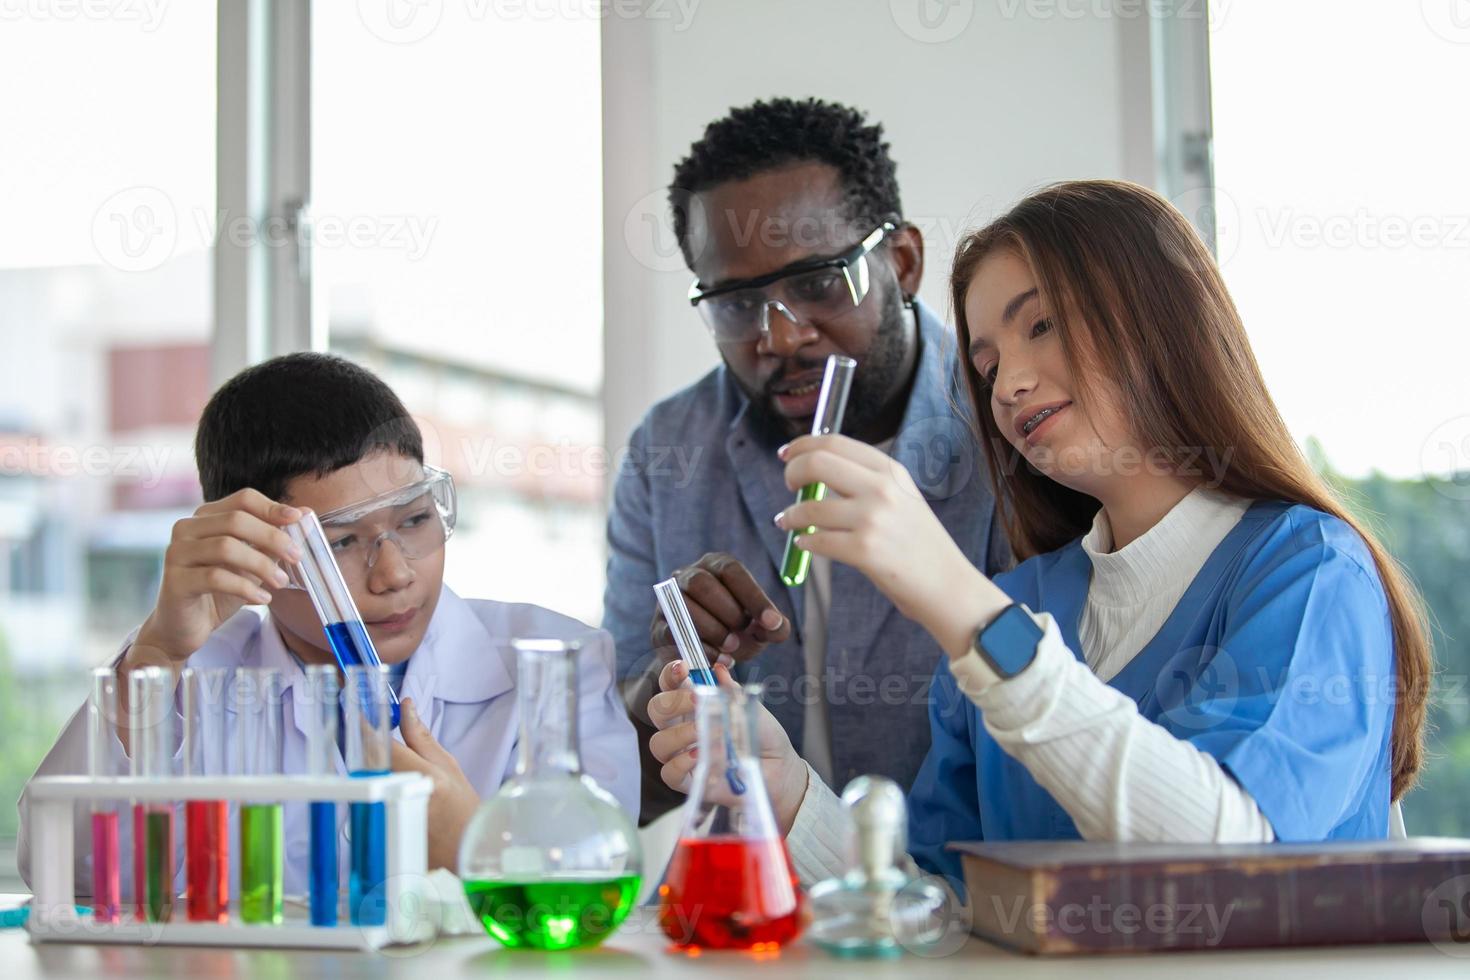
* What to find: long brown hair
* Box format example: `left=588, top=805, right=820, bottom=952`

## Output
left=950, top=179, right=1431, bottom=800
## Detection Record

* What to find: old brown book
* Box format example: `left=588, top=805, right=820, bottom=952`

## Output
left=951, top=838, right=1470, bottom=955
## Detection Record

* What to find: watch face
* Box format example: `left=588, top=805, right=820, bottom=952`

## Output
left=980, top=606, right=1043, bottom=677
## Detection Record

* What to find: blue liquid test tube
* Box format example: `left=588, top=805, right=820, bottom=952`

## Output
left=653, top=578, right=745, bottom=794
left=303, top=665, right=340, bottom=927
left=286, top=511, right=400, bottom=728
left=345, top=665, right=392, bottom=927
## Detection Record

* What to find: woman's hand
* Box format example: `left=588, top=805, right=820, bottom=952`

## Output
left=776, top=434, right=1008, bottom=659
left=646, top=660, right=809, bottom=836
left=390, top=697, right=481, bottom=872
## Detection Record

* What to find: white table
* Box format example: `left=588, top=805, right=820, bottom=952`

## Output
left=3, top=899, right=1467, bottom=979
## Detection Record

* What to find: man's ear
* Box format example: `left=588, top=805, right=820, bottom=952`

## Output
left=886, top=221, right=925, bottom=299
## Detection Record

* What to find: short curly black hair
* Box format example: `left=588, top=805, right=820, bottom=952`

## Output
left=669, top=97, right=903, bottom=269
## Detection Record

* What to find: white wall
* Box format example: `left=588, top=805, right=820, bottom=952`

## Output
left=601, top=0, right=1154, bottom=453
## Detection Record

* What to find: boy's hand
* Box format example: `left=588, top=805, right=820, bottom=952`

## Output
left=391, top=697, right=480, bottom=872
left=130, top=489, right=303, bottom=668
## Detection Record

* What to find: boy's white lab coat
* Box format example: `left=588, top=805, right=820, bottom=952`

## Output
left=16, top=585, right=640, bottom=898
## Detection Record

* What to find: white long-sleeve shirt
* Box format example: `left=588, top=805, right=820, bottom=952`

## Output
left=788, top=488, right=1276, bottom=884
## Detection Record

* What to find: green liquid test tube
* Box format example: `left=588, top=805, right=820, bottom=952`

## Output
left=240, top=803, right=284, bottom=923
left=235, top=667, right=286, bottom=925
left=780, top=354, right=857, bottom=587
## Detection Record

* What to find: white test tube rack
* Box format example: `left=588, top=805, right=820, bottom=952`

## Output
left=24, top=772, right=434, bottom=951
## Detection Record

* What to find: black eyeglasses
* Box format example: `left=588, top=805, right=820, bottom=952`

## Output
left=687, top=222, right=896, bottom=345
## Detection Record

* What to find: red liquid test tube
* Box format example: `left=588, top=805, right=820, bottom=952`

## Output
left=182, top=669, right=229, bottom=922
left=87, top=668, right=121, bottom=924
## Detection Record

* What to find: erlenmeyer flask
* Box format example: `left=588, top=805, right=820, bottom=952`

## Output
left=458, top=638, right=642, bottom=950
left=658, top=682, right=804, bottom=950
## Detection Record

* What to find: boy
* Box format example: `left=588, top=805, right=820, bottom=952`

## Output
left=18, top=352, right=638, bottom=898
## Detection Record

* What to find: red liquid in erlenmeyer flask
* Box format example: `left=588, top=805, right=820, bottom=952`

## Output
left=658, top=836, right=804, bottom=949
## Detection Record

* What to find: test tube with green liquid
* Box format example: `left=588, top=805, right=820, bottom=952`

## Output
left=780, top=354, right=857, bottom=586
left=236, top=667, right=285, bottom=925
left=128, top=666, right=175, bottom=923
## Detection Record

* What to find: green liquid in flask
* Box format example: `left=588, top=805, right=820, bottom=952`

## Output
left=780, top=482, right=827, bottom=586
left=464, top=874, right=641, bottom=950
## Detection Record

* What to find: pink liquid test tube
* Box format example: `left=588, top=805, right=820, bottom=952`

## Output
left=87, top=668, right=121, bottom=924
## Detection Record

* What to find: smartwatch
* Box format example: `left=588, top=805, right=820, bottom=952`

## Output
left=970, top=603, right=1044, bottom=680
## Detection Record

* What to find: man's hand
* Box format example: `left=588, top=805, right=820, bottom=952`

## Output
left=648, top=552, right=792, bottom=672
left=646, top=660, right=809, bottom=836
left=390, top=697, right=481, bottom=871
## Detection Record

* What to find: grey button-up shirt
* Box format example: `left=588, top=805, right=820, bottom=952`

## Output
left=604, top=303, right=1009, bottom=799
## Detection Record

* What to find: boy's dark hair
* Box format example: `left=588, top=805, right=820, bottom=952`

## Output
left=669, top=97, right=903, bottom=269
left=195, top=352, right=423, bottom=503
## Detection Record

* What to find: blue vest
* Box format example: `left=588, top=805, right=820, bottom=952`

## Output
left=909, top=500, right=1395, bottom=884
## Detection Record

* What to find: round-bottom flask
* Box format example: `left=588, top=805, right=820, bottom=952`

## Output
left=459, top=639, right=642, bottom=950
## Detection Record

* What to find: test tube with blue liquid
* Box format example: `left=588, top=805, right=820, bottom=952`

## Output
left=304, top=665, right=340, bottom=927
left=345, top=664, right=391, bottom=926
left=653, top=579, right=745, bottom=795
left=780, top=354, right=857, bottom=587
left=286, top=510, right=400, bottom=728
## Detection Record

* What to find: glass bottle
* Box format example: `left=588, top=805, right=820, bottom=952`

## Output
left=458, top=638, right=642, bottom=950
left=806, top=775, right=949, bottom=957
left=658, top=682, right=804, bottom=950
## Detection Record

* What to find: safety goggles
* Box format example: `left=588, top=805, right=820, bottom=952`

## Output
left=282, top=465, right=457, bottom=586
left=688, top=222, right=896, bottom=346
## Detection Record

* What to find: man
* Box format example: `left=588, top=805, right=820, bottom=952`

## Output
left=605, top=97, right=1008, bottom=822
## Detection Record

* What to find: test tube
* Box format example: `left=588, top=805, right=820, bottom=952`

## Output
left=304, top=665, right=341, bottom=927
left=654, top=578, right=715, bottom=686
left=652, top=580, right=745, bottom=795
left=236, top=667, right=285, bottom=925
left=779, top=354, right=857, bottom=587
left=286, top=511, right=401, bottom=728
left=182, top=668, right=229, bottom=923
left=87, top=668, right=121, bottom=924
left=128, top=666, right=175, bottom=923
left=344, top=664, right=392, bottom=927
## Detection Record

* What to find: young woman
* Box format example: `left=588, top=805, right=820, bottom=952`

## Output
left=646, top=179, right=1431, bottom=886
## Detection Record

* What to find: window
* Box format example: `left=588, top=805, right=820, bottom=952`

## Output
left=0, top=7, right=217, bottom=879
left=1209, top=2, right=1470, bottom=834
left=312, top=3, right=606, bottom=625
